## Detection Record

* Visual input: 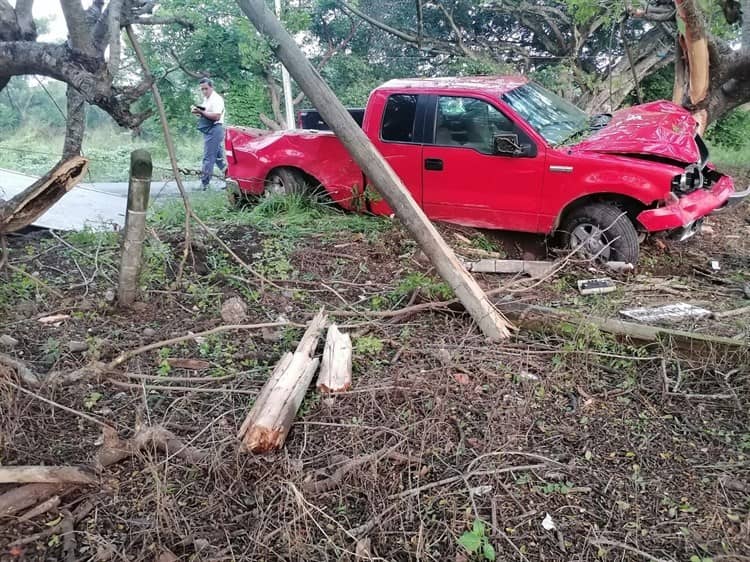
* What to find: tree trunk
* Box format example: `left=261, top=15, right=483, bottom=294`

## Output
left=62, top=87, right=86, bottom=159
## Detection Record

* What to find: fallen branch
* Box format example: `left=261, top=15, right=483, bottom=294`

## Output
left=0, top=157, right=88, bottom=233
left=390, top=462, right=551, bottom=500
left=302, top=445, right=410, bottom=493
left=0, top=483, right=64, bottom=518
left=110, top=379, right=257, bottom=395
left=0, top=466, right=97, bottom=485
left=18, top=495, right=60, bottom=521
left=330, top=299, right=749, bottom=355
left=0, top=353, right=42, bottom=387
left=502, top=303, right=749, bottom=354
left=107, top=320, right=302, bottom=370
left=238, top=309, right=326, bottom=453
left=94, top=424, right=209, bottom=468
left=590, top=538, right=670, bottom=562
left=713, top=305, right=750, bottom=319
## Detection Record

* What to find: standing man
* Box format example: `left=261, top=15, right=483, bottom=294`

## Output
left=192, top=78, right=226, bottom=190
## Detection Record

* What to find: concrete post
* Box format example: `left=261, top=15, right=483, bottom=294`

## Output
left=117, top=149, right=152, bottom=306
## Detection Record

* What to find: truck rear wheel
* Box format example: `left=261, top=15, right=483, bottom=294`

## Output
left=267, top=168, right=309, bottom=196
left=226, top=180, right=252, bottom=209
left=560, top=203, right=640, bottom=264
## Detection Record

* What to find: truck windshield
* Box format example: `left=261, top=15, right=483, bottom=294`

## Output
left=502, top=83, right=588, bottom=146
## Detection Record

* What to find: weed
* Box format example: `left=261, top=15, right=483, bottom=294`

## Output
left=471, top=233, right=504, bottom=256
left=41, top=337, right=62, bottom=366
left=0, top=266, right=37, bottom=307
left=393, top=272, right=452, bottom=302
left=458, top=519, right=496, bottom=561
left=83, top=392, right=103, bottom=410
left=140, top=237, right=173, bottom=289
left=354, top=335, right=384, bottom=355
left=299, top=392, right=321, bottom=416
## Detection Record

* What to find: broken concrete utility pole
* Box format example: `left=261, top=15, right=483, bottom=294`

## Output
left=235, top=0, right=514, bottom=340
left=117, top=149, right=152, bottom=307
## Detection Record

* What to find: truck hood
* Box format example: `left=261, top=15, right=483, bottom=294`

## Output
left=573, top=101, right=700, bottom=164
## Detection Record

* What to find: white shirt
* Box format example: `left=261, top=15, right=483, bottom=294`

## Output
left=203, top=91, right=225, bottom=124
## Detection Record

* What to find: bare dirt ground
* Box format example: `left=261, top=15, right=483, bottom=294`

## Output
left=1, top=172, right=749, bottom=561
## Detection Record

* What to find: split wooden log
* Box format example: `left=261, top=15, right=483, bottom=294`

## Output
left=236, top=0, right=514, bottom=341
left=461, top=259, right=556, bottom=279
left=316, top=324, right=352, bottom=393
left=0, top=157, right=88, bottom=233
left=0, top=466, right=97, bottom=485
left=238, top=309, right=327, bottom=453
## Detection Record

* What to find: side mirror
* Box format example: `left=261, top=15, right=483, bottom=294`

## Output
left=493, top=133, right=534, bottom=157
left=494, top=133, right=522, bottom=155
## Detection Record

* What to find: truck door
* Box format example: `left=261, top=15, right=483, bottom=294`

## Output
left=366, top=93, right=425, bottom=214
left=421, top=95, right=546, bottom=232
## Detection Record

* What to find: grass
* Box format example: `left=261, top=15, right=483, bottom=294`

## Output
left=705, top=141, right=750, bottom=169
left=150, top=191, right=389, bottom=242
left=0, top=124, right=202, bottom=182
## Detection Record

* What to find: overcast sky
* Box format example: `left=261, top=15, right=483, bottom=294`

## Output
left=32, top=1, right=68, bottom=41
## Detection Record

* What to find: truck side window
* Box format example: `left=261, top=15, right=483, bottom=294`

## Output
left=435, top=96, right=514, bottom=155
left=381, top=94, right=418, bottom=143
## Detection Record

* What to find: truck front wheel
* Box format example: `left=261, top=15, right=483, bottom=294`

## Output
left=267, top=168, right=308, bottom=196
left=560, top=203, right=640, bottom=264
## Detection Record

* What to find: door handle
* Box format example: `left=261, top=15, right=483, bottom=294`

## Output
left=424, top=158, right=443, bottom=171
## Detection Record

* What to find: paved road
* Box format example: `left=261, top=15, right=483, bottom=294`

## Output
left=0, top=167, right=205, bottom=231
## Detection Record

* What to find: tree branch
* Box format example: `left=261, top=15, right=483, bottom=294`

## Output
left=0, top=41, right=150, bottom=128
left=132, top=15, right=195, bottom=29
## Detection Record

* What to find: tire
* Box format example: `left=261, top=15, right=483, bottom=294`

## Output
left=266, top=168, right=309, bottom=196
left=226, top=180, right=249, bottom=209
left=560, top=202, right=640, bottom=264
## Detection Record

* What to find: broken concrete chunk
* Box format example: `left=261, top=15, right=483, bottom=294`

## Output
left=0, top=334, right=19, bottom=349
left=221, top=296, right=247, bottom=324
left=462, top=258, right=555, bottom=279
left=620, top=302, right=711, bottom=323
left=68, top=341, right=89, bottom=353
left=603, top=261, right=635, bottom=273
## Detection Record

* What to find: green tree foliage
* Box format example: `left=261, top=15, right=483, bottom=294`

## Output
left=705, top=108, right=750, bottom=150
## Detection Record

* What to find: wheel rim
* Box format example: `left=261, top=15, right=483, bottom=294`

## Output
left=268, top=174, right=286, bottom=195
left=570, top=223, right=612, bottom=261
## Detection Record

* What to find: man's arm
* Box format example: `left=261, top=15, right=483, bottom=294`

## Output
left=197, top=108, right=222, bottom=121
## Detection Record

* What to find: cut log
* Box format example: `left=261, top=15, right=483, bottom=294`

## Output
left=238, top=309, right=327, bottom=453
left=462, top=259, right=555, bottom=279
left=235, top=0, right=513, bottom=341
left=0, top=157, right=88, bottom=233
left=0, top=466, right=97, bottom=485
left=316, top=324, right=352, bottom=393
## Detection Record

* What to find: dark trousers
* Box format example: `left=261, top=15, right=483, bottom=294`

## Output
left=201, top=123, right=226, bottom=187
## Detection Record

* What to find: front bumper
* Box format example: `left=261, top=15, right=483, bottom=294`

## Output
left=637, top=175, right=746, bottom=232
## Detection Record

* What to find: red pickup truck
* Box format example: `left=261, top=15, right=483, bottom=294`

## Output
left=225, top=76, right=747, bottom=264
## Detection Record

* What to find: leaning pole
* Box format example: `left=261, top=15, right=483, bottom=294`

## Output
left=235, top=0, right=514, bottom=340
